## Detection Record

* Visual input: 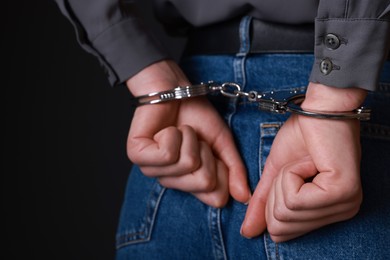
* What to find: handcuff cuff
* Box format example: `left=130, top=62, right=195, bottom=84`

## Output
left=131, top=81, right=371, bottom=121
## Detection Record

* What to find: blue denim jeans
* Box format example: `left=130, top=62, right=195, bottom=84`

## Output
left=116, top=17, right=390, bottom=260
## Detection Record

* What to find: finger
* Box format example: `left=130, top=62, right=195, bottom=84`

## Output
left=267, top=166, right=361, bottom=242
left=240, top=155, right=282, bottom=238
left=267, top=206, right=359, bottom=243
left=192, top=159, right=229, bottom=208
left=128, top=125, right=183, bottom=166
left=141, top=125, right=201, bottom=177
left=239, top=185, right=268, bottom=238
left=240, top=116, right=307, bottom=238
left=281, top=161, right=362, bottom=210
left=127, top=101, right=181, bottom=166
left=158, top=141, right=217, bottom=192
left=180, top=98, right=251, bottom=204
left=298, top=116, right=361, bottom=173
left=206, top=125, right=250, bottom=204
left=272, top=163, right=359, bottom=222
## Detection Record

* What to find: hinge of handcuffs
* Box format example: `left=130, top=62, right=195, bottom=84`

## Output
left=132, top=81, right=371, bottom=121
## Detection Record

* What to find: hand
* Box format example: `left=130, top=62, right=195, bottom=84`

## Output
left=240, top=83, right=367, bottom=242
left=126, top=60, right=251, bottom=207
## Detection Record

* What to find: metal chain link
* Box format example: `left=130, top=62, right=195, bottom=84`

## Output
left=131, top=81, right=371, bottom=121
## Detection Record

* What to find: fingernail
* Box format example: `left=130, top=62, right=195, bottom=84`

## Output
left=240, top=224, right=252, bottom=239
left=243, top=192, right=252, bottom=205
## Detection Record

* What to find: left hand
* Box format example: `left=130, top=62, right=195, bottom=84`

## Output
left=240, top=83, right=367, bottom=242
left=126, top=60, right=251, bottom=208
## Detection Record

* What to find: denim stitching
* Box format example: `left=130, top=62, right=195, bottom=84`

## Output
left=237, top=16, right=252, bottom=56
left=264, top=234, right=271, bottom=260
left=259, top=123, right=283, bottom=259
left=274, top=242, right=280, bottom=260
left=216, top=209, right=228, bottom=260
left=259, top=122, right=282, bottom=178
left=230, top=16, right=252, bottom=127
left=209, top=207, right=227, bottom=260
left=116, top=183, right=166, bottom=249
left=259, top=126, right=265, bottom=179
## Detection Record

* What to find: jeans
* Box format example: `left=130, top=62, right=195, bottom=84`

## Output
left=116, top=17, right=390, bottom=260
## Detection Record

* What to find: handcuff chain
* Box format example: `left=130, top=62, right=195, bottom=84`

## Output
left=132, top=81, right=371, bottom=121
left=212, top=82, right=294, bottom=114
left=208, top=81, right=371, bottom=120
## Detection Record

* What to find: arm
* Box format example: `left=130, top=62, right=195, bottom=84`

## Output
left=241, top=83, right=366, bottom=241
left=125, top=60, right=251, bottom=207
left=53, top=0, right=251, bottom=206
left=241, top=0, right=389, bottom=241
left=54, top=0, right=169, bottom=86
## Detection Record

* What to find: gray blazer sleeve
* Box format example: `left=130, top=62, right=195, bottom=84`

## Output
left=310, top=0, right=390, bottom=91
left=54, top=0, right=169, bottom=87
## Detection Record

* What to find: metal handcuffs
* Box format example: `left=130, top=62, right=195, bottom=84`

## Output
left=131, top=81, right=371, bottom=121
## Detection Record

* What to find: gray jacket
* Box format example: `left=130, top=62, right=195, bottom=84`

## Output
left=54, top=0, right=390, bottom=91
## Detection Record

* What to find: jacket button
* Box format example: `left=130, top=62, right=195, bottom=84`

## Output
left=324, top=33, right=341, bottom=50
left=320, top=58, right=333, bottom=75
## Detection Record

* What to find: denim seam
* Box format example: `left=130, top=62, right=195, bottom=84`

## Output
left=274, top=242, right=280, bottom=260
left=116, top=183, right=166, bottom=249
left=209, top=207, right=227, bottom=260
left=230, top=16, right=252, bottom=127
left=259, top=123, right=283, bottom=260
left=216, top=208, right=228, bottom=260
left=263, top=234, right=270, bottom=260
left=259, top=122, right=283, bottom=178
left=259, top=124, right=265, bottom=179
left=237, top=16, right=252, bottom=56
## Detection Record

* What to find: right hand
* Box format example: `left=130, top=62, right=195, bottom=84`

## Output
left=126, top=60, right=251, bottom=208
left=240, top=83, right=366, bottom=241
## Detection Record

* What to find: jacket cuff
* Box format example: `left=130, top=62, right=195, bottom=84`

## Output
left=309, top=18, right=390, bottom=91
left=91, top=18, right=170, bottom=86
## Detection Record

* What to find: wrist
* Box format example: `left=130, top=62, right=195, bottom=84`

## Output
left=302, top=82, right=367, bottom=112
left=126, top=60, right=189, bottom=96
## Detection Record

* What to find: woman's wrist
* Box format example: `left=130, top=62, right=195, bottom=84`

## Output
left=301, top=82, right=367, bottom=112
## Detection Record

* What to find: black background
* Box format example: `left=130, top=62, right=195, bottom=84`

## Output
left=4, top=1, right=185, bottom=259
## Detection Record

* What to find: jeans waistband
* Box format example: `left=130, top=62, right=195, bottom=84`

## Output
left=184, top=17, right=315, bottom=55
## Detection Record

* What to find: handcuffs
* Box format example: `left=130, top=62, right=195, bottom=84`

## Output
left=131, top=81, right=371, bottom=121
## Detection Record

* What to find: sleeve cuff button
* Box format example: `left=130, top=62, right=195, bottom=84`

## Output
left=324, top=33, right=341, bottom=50
left=320, top=58, right=333, bottom=75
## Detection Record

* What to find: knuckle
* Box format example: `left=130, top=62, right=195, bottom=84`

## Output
left=160, top=148, right=179, bottom=164
left=197, top=175, right=217, bottom=192
left=331, top=181, right=362, bottom=203
left=126, top=145, right=137, bottom=163
left=344, top=195, right=363, bottom=219
left=208, top=193, right=229, bottom=208
left=181, top=154, right=201, bottom=172
left=284, top=195, right=301, bottom=210
left=273, top=205, right=291, bottom=222
left=266, top=219, right=284, bottom=237
left=346, top=184, right=363, bottom=201
left=349, top=204, right=361, bottom=218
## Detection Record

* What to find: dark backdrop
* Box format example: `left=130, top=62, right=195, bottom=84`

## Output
left=4, top=1, right=185, bottom=259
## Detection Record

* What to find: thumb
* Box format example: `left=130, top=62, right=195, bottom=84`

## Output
left=212, top=127, right=251, bottom=204
left=240, top=158, right=279, bottom=238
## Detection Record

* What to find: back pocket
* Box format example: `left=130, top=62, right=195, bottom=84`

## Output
left=115, top=166, right=166, bottom=249
left=259, top=122, right=283, bottom=177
